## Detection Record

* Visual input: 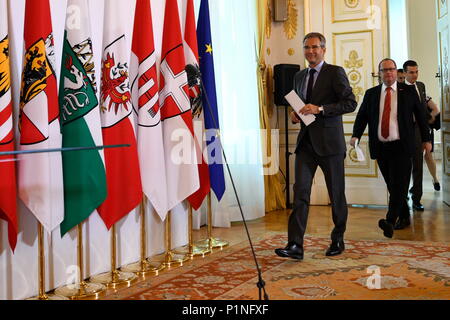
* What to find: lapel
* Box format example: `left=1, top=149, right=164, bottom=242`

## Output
left=397, top=83, right=405, bottom=121
left=373, top=84, right=382, bottom=126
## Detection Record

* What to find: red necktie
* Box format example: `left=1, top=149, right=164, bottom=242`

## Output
left=381, top=87, right=392, bottom=139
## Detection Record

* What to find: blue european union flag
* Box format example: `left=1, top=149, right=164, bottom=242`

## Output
left=197, top=0, right=226, bottom=201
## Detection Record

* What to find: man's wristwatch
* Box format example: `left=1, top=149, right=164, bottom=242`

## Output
left=318, top=106, right=324, bottom=113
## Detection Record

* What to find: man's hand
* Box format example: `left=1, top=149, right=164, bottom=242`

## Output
left=350, top=137, right=358, bottom=148
left=423, top=142, right=432, bottom=153
left=290, top=111, right=301, bottom=124
left=300, top=104, right=320, bottom=115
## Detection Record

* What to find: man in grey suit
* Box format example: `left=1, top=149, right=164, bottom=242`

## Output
left=404, top=60, right=430, bottom=213
left=275, top=32, right=357, bottom=260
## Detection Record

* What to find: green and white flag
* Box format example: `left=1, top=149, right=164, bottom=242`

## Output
left=59, top=0, right=106, bottom=236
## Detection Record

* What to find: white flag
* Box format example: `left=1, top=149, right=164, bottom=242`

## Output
left=18, top=0, right=64, bottom=232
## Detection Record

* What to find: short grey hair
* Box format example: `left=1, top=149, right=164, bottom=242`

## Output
left=303, top=32, right=326, bottom=48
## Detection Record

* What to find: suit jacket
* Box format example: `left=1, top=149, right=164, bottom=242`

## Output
left=352, top=82, right=431, bottom=159
left=413, top=81, right=432, bottom=122
left=415, top=81, right=427, bottom=103
left=293, top=62, right=357, bottom=156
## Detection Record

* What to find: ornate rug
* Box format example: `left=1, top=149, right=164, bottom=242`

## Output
left=104, top=233, right=450, bottom=300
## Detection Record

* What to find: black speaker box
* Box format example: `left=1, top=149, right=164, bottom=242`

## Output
left=273, top=64, right=301, bottom=106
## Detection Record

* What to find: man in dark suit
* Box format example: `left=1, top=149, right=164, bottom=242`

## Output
left=351, top=59, right=432, bottom=238
left=275, top=32, right=357, bottom=260
left=404, top=60, right=430, bottom=212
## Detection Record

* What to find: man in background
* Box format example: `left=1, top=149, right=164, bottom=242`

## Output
left=397, top=69, right=406, bottom=83
left=404, top=60, right=430, bottom=212
left=351, top=59, right=431, bottom=237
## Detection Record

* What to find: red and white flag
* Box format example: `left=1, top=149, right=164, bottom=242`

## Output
left=0, top=0, right=17, bottom=251
left=184, top=0, right=210, bottom=210
left=98, top=0, right=143, bottom=229
left=18, top=0, right=64, bottom=232
left=160, top=0, right=199, bottom=211
left=130, top=0, right=168, bottom=220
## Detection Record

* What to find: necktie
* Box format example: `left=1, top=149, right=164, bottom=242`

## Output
left=305, top=68, right=316, bottom=104
left=381, top=87, right=392, bottom=139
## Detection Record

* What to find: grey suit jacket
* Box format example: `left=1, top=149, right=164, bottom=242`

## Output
left=293, top=62, right=357, bottom=156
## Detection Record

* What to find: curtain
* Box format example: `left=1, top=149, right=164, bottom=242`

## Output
left=193, top=0, right=265, bottom=228
left=256, top=0, right=286, bottom=212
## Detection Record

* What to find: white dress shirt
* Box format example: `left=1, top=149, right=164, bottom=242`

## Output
left=378, top=81, right=400, bottom=142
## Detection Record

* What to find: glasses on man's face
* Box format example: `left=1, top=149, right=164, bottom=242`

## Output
left=380, top=68, right=397, bottom=73
left=303, top=45, right=322, bottom=50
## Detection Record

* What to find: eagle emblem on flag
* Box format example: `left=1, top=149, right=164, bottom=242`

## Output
left=101, top=52, right=131, bottom=115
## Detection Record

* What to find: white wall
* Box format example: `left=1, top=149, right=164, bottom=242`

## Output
left=405, top=0, right=441, bottom=155
left=406, top=0, right=440, bottom=102
left=0, top=0, right=194, bottom=300
left=388, top=0, right=409, bottom=66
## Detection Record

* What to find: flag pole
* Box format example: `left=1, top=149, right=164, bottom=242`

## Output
left=27, top=223, right=67, bottom=300
left=54, top=223, right=106, bottom=299
left=174, top=204, right=211, bottom=258
left=90, top=224, right=137, bottom=289
left=121, top=196, right=165, bottom=277
left=151, top=211, right=188, bottom=268
left=195, top=192, right=229, bottom=250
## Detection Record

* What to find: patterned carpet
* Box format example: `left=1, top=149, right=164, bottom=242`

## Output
left=104, top=233, right=450, bottom=300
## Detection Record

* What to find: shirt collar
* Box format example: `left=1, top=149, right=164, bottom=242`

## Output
left=405, top=79, right=416, bottom=86
left=382, top=81, right=397, bottom=92
left=308, top=60, right=325, bottom=74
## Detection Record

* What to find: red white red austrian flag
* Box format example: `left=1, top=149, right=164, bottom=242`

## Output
left=0, top=0, right=18, bottom=251
left=130, top=0, right=168, bottom=219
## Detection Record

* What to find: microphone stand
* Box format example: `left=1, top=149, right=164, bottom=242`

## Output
left=189, top=65, right=269, bottom=300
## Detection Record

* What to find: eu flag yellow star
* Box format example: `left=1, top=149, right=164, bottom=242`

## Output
left=205, top=43, right=213, bottom=54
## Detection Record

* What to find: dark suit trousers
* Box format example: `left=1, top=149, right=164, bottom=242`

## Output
left=288, top=136, right=348, bottom=246
left=409, top=123, right=423, bottom=202
left=377, top=141, right=412, bottom=224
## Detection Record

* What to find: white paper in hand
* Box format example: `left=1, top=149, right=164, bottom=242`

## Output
left=285, top=90, right=316, bottom=126
left=354, top=139, right=366, bottom=162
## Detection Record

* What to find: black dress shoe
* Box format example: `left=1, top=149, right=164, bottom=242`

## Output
left=378, top=219, right=394, bottom=238
left=412, top=202, right=424, bottom=211
left=434, top=182, right=441, bottom=191
left=394, top=218, right=411, bottom=230
left=274, top=242, right=304, bottom=260
left=325, top=240, right=345, bottom=256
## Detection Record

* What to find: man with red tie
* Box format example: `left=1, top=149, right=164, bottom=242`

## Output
left=351, top=58, right=432, bottom=238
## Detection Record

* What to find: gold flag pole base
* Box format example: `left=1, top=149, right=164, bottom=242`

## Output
left=121, top=260, right=165, bottom=278
left=174, top=245, right=211, bottom=259
left=195, top=238, right=229, bottom=251
left=148, top=251, right=188, bottom=269
left=90, top=270, right=137, bottom=290
left=54, top=281, right=106, bottom=300
left=26, top=293, right=69, bottom=300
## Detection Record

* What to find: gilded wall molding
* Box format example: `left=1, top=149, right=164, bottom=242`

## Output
left=345, top=50, right=364, bottom=103
left=284, top=0, right=298, bottom=40
left=266, top=0, right=272, bottom=39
